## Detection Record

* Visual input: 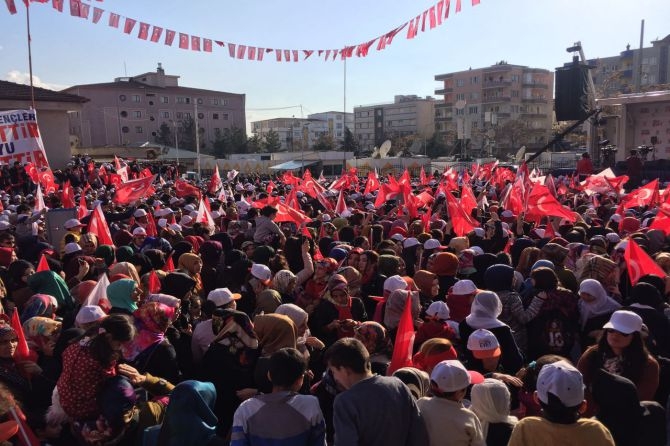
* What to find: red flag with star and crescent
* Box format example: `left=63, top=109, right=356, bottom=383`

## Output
left=624, top=238, right=666, bottom=285
left=114, top=175, right=157, bottom=205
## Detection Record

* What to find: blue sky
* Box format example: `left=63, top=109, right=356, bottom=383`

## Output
left=1, top=0, right=669, bottom=132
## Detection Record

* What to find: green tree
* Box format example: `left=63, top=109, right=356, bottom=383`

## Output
left=179, top=116, right=197, bottom=150
left=424, top=132, right=448, bottom=159
left=341, top=127, right=359, bottom=152
left=212, top=126, right=248, bottom=158
left=155, top=122, right=173, bottom=146
left=247, top=134, right=262, bottom=153
left=495, top=119, right=532, bottom=151
left=262, top=129, right=282, bottom=153
left=312, top=133, right=335, bottom=151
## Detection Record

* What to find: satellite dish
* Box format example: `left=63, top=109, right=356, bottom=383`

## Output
left=379, top=140, right=392, bottom=158
left=371, top=146, right=380, bottom=158
left=455, top=100, right=467, bottom=110
left=515, top=146, right=526, bottom=163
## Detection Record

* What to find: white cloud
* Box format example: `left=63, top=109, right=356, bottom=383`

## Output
left=3, top=70, right=70, bottom=91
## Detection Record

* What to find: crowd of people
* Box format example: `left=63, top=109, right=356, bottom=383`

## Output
left=0, top=156, right=668, bottom=445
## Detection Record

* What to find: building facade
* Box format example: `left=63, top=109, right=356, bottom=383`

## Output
left=434, top=63, right=553, bottom=155
left=353, top=95, right=436, bottom=151
left=589, top=34, right=670, bottom=97
left=251, top=112, right=353, bottom=152
left=62, top=64, right=246, bottom=150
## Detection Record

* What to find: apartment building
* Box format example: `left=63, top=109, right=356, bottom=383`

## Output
left=62, top=64, right=246, bottom=150
left=353, top=95, right=435, bottom=151
left=434, top=63, right=553, bottom=154
left=307, top=111, right=354, bottom=144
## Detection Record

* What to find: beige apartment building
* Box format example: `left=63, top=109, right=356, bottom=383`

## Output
left=353, top=95, right=436, bottom=151
left=434, top=63, right=554, bottom=155
left=62, top=64, right=246, bottom=150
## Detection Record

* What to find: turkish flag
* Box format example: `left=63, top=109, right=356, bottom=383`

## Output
left=140, top=168, right=153, bottom=179
left=39, top=168, right=57, bottom=194
left=108, top=12, right=119, bottom=27
left=163, top=255, right=175, bottom=273
left=526, top=184, right=576, bottom=222
left=208, top=166, right=222, bottom=195
left=460, top=183, right=478, bottom=215
left=6, top=0, right=17, bottom=14
left=11, top=310, right=36, bottom=364
left=37, top=254, right=50, bottom=272
left=387, top=292, right=416, bottom=375
left=300, top=170, right=327, bottom=198
left=92, top=6, right=103, bottom=23
left=363, top=170, right=380, bottom=195
left=25, top=163, right=38, bottom=183
left=77, top=1, right=88, bottom=18
left=178, top=33, right=189, bottom=49
left=164, top=29, right=176, bottom=46
left=175, top=179, right=201, bottom=198
left=137, top=22, right=150, bottom=40
left=150, top=26, right=163, bottom=42
left=284, top=187, right=299, bottom=210
left=625, top=238, right=666, bottom=285
left=88, top=204, right=114, bottom=246
left=275, top=203, right=310, bottom=226
left=77, top=193, right=88, bottom=220
left=266, top=180, right=276, bottom=194
left=68, top=0, right=79, bottom=16
left=335, top=189, right=347, bottom=216
left=197, top=198, right=215, bottom=228
left=650, top=207, right=670, bottom=235
left=61, top=181, right=75, bottom=208
left=146, top=212, right=158, bottom=237
left=114, top=175, right=156, bottom=205
left=83, top=273, right=111, bottom=312
left=315, top=191, right=334, bottom=212
left=445, top=190, right=479, bottom=236
left=203, top=38, right=212, bottom=52
left=621, top=179, right=659, bottom=209
left=148, top=270, right=161, bottom=293
left=191, top=35, right=200, bottom=51
left=123, top=17, right=136, bottom=34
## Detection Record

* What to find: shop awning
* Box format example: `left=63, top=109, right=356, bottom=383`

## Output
left=269, top=160, right=318, bottom=170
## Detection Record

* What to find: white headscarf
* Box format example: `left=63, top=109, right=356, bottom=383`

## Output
left=471, top=378, right=518, bottom=436
left=465, top=291, right=507, bottom=329
left=275, top=303, right=309, bottom=346
left=578, top=279, right=621, bottom=328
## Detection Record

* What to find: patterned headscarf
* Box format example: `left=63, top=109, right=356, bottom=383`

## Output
left=20, top=294, right=58, bottom=324
left=354, top=321, right=388, bottom=355
left=22, top=316, right=62, bottom=353
left=123, top=302, right=175, bottom=361
left=271, top=270, right=296, bottom=295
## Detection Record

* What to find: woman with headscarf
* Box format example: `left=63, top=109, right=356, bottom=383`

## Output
left=123, top=302, right=180, bottom=383
left=251, top=313, right=298, bottom=394
left=337, top=266, right=362, bottom=301
left=429, top=252, right=459, bottom=300
left=184, top=236, right=203, bottom=254
left=6, top=260, right=34, bottom=310
left=254, top=289, right=282, bottom=316
left=470, top=378, right=518, bottom=446
left=69, top=280, right=97, bottom=306
left=459, top=291, right=523, bottom=374
left=109, top=261, right=142, bottom=285
left=470, top=253, right=498, bottom=290
left=275, top=303, right=324, bottom=364
left=163, top=272, right=197, bottom=300
left=578, top=279, right=621, bottom=349
left=271, top=269, right=297, bottom=303
left=27, top=270, right=74, bottom=311
left=383, top=289, right=421, bottom=340
left=624, top=281, right=670, bottom=357
left=579, top=254, right=621, bottom=302
left=178, top=253, right=203, bottom=297
left=171, top=241, right=194, bottom=267
left=392, top=367, right=430, bottom=400
left=20, top=294, right=58, bottom=323
left=94, top=244, right=115, bottom=268
left=199, top=240, right=223, bottom=298
left=309, top=274, right=367, bottom=348
left=107, top=278, right=142, bottom=316
left=484, top=264, right=544, bottom=356
left=157, top=380, right=224, bottom=446
left=115, top=245, right=135, bottom=264
left=354, top=321, right=392, bottom=376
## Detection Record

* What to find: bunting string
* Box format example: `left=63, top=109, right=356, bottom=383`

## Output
left=5, top=0, right=482, bottom=62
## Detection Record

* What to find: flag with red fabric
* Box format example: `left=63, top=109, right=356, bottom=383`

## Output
left=387, top=292, right=416, bottom=375
left=24, top=163, right=38, bottom=184
left=61, top=181, right=75, bottom=208
left=145, top=212, right=158, bottom=237
left=460, top=183, right=478, bottom=215
left=197, top=198, right=215, bottom=228
left=88, top=204, right=114, bottom=246
left=445, top=190, right=479, bottom=236
left=421, top=207, right=432, bottom=233
left=624, top=238, right=666, bottom=285
left=139, top=168, right=153, bottom=179
left=38, top=168, right=57, bottom=194
left=163, top=255, right=175, bottom=273
left=275, top=203, right=311, bottom=226
left=300, top=170, right=327, bottom=198
left=281, top=171, right=300, bottom=186
left=526, top=184, right=576, bottom=222
left=36, top=254, right=50, bottom=272
left=650, top=207, right=670, bottom=235
left=335, top=189, right=347, bottom=216
left=266, top=180, right=276, bottom=194
left=114, top=175, right=156, bottom=204
left=620, top=179, right=660, bottom=209
left=77, top=194, right=88, bottom=221
left=208, top=166, right=222, bottom=195
left=174, top=179, right=201, bottom=199
left=10, top=311, right=36, bottom=363
left=148, top=270, right=161, bottom=293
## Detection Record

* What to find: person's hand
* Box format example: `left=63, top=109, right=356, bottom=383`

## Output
left=304, top=369, right=315, bottom=381
left=301, top=238, right=310, bottom=254
left=117, top=363, right=147, bottom=385
left=492, top=373, right=523, bottom=387
left=17, top=361, right=42, bottom=376
left=305, top=336, right=325, bottom=350
left=76, top=259, right=90, bottom=280
left=236, top=388, right=258, bottom=401
left=327, top=320, right=340, bottom=331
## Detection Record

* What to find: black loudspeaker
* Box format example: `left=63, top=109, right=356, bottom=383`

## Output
left=555, top=64, right=590, bottom=121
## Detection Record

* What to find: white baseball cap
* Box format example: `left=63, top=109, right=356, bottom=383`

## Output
left=169, top=223, right=182, bottom=232
left=383, top=275, right=408, bottom=293
left=467, top=329, right=501, bottom=359
left=64, top=218, right=85, bottom=229
left=603, top=310, right=643, bottom=334
left=472, top=227, right=485, bottom=238
left=430, top=360, right=483, bottom=393
left=133, top=209, right=148, bottom=218
left=424, top=239, right=446, bottom=250
left=75, top=305, right=107, bottom=327
left=207, top=288, right=241, bottom=307
left=403, top=238, right=420, bottom=249
left=390, top=233, right=406, bottom=242
left=132, top=227, right=147, bottom=236
left=536, top=360, right=585, bottom=407
left=184, top=204, right=196, bottom=212
left=451, top=279, right=477, bottom=295
left=64, top=242, right=82, bottom=255
left=157, top=218, right=168, bottom=228
left=180, top=215, right=193, bottom=226
left=250, top=263, right=272, bottom=285
left=169, top=197, right=181, bottom=205
left=426, top=301, right=450, bottom=320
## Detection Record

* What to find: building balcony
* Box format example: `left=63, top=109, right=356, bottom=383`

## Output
left=522, top=82, right=549, bottom=89
left=435, top=73, right=454, bottom=81
left=482, top=97, right=511, bottom=104
left=435, top=102, right=453, bottom=109
left=483, top=81, right=511, bottom=88
left=435, top=116, right=452, bottom=122
left=620, top=50, right=634, bottom=58
left=496, top=112, right=511, bottom=118
left=435, top=88, right=453, bottom=95
left=521, top=97, right=548, bottom=103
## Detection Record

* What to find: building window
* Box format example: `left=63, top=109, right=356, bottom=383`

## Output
left=223, top=113, right=229, bottom=120
left=456, top=109, right=465, bottom=116
left=336, top=123, right=343, bottom=129
left=119, top=95, right=127, bottom=101
left=469, top=92, right=479, bottom=100
left=456, top=93, right=465, bottom=101
left=222, top=99, right=229, bottom=106
left=469, top=106, right=478, bottom=114
left=161, top=111, right=170, bottom=118
left=121, top=126, right=129, bottom=133
left=197, top=113, right=204, bottom=119
left=176, top=97, right=190, bottom=104
left=210, top=98, right=219, bottom=105
left=176, top=112, right=183, bottom=119
left=120, top=111, right=128, bottom=118
left=131, top=95, right=141, bottom=102
left=456, top=79, right=465, bottom=87
left=213, top=113, right=219, bottom=120
left=160, top=96, right=169, bottom=103
left=511, top=75, right=519, bottom=82
left=336, top=132, right=342, bottom=137
left=472, top=121, right=479, bottom=129
left=133, top=111, right=141, bottom=118
left=135, top=126, right=143, bottom=133
left=512, top=90, right=519, bottom=97
left=470, top=76, right=479, bottom=84
left=184, top=112, right=192, bottom=119
left=336, top=115, right=342, bottom=120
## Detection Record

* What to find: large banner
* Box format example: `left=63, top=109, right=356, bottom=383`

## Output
left=0, top=109, right=50, bottom=168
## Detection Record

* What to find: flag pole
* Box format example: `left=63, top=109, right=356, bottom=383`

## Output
left=26, top=2, right=36, bottom=110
